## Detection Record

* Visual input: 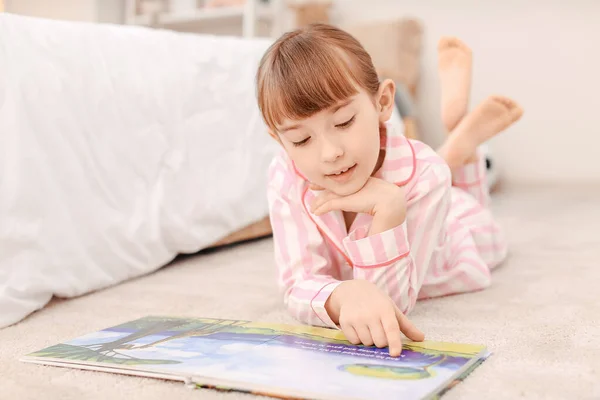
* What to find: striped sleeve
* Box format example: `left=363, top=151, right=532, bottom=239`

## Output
left=267, top=157, right=341, bottom=329
left=342, top=161, right=453, bottom=315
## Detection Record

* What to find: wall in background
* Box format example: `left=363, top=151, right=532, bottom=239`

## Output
left=5, top=0, right=600, bottom=184
left=334, top=0, right=600, bottom=184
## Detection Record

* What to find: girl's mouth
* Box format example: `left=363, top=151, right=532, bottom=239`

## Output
left=326, top=164, right=357, bottom=183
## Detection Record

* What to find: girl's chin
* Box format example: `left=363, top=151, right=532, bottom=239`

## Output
left=326, top=178, right=368, bottom=197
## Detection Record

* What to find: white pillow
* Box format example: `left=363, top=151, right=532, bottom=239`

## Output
left=0, top=14, right=278, bottom=328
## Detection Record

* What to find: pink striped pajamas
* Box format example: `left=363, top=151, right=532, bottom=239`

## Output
left=267, top=122, right=508, bottom=329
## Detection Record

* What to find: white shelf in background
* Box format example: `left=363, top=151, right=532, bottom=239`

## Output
left=161, top=6, right=244, bottom=24
left=125, top=0, right=282, bottom=38
left=126, top=14, right=153, bottom=26
left=162, top=5, right=271, bottom=22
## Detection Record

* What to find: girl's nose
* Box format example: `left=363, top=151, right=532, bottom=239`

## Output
left=320, top=136, right=343, bottom=163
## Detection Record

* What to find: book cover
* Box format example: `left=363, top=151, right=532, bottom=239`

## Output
left=21, top=316, right=489, bottom=400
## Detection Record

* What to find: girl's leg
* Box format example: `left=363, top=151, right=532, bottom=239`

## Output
left=451, top=150, right=490, bottom=207
left=447, top=187, right=508, bottom=271
left=438, top=36, right=473, bottom=133
left=437, top=95, right=523, bottom=206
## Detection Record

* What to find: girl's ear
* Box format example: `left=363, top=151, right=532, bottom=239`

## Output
left=377, top=78, right=396, bottom=123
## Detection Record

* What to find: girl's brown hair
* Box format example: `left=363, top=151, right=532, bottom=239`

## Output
left=256, top=23, right=380, bottom=133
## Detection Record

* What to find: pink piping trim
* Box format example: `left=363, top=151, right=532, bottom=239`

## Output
left=302, top=186, right=354, bottom=268
left=310, top=281, right=337, bottom=326
left=393, top=138, right=417, bottom=186
left=292, top=160, right=309, bottom=181
left=352, top=250, right=411, bottom=269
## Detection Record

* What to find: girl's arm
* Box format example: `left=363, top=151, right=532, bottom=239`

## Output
left=341, top=161, right=452, bottom=315
left=267, top=158, right=341, bottom=329
left=298, top=157, right=454, bottom=321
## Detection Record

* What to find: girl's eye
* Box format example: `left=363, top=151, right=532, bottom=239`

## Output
left=292, top=137, right=310, bottom=147
left=336, top=115, right=355, bottom=129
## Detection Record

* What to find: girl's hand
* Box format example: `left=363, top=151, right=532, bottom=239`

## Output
left=325, top=280, right=425, bottom=357
left=309, top=177, right=406, bottom=220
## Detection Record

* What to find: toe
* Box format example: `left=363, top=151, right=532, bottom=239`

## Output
left=491, top=95, right=515, bottom=110
left=511, top=106, right=524, bottom=121
left=439, top=37, right=471, bottom=54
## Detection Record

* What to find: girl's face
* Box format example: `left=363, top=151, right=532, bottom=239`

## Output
left=274, top=80, right=395, bottom=196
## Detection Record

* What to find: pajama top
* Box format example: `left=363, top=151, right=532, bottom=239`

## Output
left=266, top=121, right=508, bottom=329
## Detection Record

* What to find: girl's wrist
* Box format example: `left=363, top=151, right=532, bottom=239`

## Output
left=375, top=184, right=404, bottom=213
left=325, top=285, right=344, bottom=324
left=325, top=280, right=356, bottom=324
left=371, top=187, right=406, bottom=234
left=370, top=208, right=405, bottom=235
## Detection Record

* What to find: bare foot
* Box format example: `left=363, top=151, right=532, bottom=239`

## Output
left=438, top=37, right=473, bottom=133
left=438, top=96, right=524, bottom=169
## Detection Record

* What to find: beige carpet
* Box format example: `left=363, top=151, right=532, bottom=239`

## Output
left=1, top=184, right=599, bottom=400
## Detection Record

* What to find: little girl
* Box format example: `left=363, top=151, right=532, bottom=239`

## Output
left=256, top=24, right=523, bottom=356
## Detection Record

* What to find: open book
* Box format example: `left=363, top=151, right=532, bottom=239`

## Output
left=20, top=316, right=490, bottom=400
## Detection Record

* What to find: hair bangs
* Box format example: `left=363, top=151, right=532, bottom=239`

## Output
left=258, top=34, right=362, bottom=132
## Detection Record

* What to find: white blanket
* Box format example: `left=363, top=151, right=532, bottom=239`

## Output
left=0, top=14, right=278, bottom=328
